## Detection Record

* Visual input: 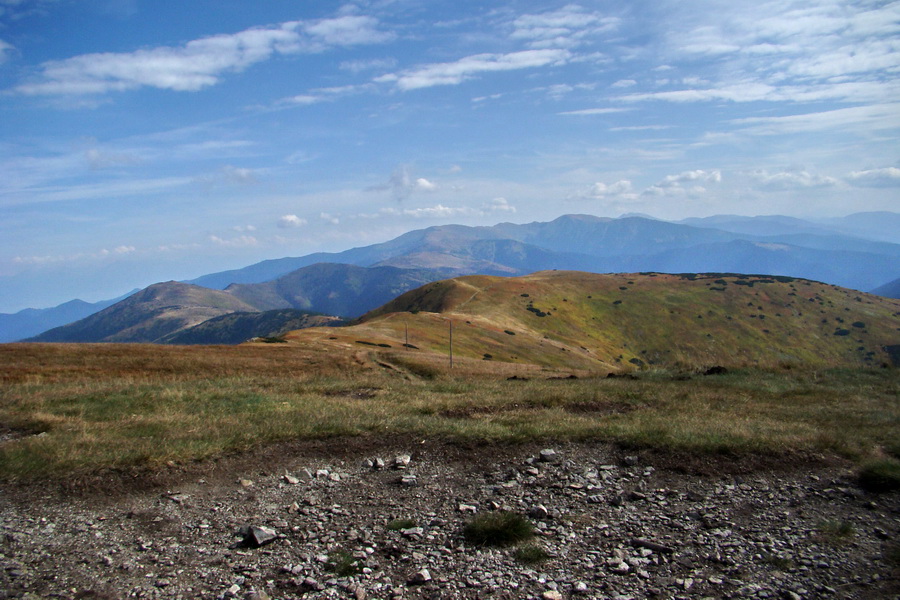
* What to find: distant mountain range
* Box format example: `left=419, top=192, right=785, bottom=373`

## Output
left=8, top=212, right=900, bottom=344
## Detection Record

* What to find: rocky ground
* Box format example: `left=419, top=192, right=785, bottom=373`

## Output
left=0, top=437, right=897, bottom=600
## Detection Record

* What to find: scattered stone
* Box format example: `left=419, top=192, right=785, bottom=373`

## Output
left=399, top=475, right=418, bottom=487
left=283, top=473, right=299, bottom=485
left=239, top=479, right=253, bottom=488
left=528, top=504, right=550, bottom=519
left=539, top=449, right=558, bottom=463
left=458, top=504, right=477, bottom=513
left=630, top=538, right=675, bottom=554
left=623, top=455, right=639, bottom=467
left=240, top=525, right=277, bottom=548
left=542, top=591, right=563, bottom=600
left=408, top=568, right=432, bottom=585
left=394, top=455, right=412, bottom=469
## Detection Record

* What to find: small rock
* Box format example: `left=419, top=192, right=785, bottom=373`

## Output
left=408, top=568, right=432, bottom=585
left=302, top=577, right=322, bottom=591
left=241, top=525, right=277, bottom=548
left=529, top=504, right=550, bottom=519
left=539, top=449, right=558, bottom=463
left=623, top=455, right=639, bottom=466
left=373, top=457, right=386, bottom=470
left=394, top=455, right=412, bottom=469
left=283, top=473, right=299, bottom=485
left=239, top=479, right=253, bottom=488
left=458, top=504, right=477, bottom=513
left=542, top=591, right=563, bottom=600
left=400, top=475, right=418, bottom=487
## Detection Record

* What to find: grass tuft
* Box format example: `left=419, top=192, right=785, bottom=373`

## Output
left=512, top=544, right=550, bottom=565
left=326, top=549, right=362, bottom=576
left=816, top=519, right=855, bottom=545
left=463, top=511, right=534, bottom=547
left=386, top=518, right=417, bottom=531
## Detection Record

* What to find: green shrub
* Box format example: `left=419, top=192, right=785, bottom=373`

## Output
left=463, top=511, right=533, bottom=547
left=513, top=544, right=550, bottom=565
left=326, top=549, right=362, bottom=576
left=858, top=458, right=900, bottom=492
left=387, top=518, right=417, bottom=531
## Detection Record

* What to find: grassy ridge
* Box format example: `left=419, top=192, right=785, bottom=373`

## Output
left=336, top=271, right=900, bottom=369
left=0, top=343, right=898, bottom=479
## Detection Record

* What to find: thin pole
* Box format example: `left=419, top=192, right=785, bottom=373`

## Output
left=449, top=319, right=453, bottom=369
left=405, top=322, right=409, bottom=350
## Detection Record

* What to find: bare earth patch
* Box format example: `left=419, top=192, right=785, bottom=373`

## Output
left=1, top=437, right=897, bottom=600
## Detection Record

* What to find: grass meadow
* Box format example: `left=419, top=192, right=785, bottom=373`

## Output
left=0, top=343, right=898, bottom=480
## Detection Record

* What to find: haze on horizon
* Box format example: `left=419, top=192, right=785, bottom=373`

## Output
left=1, top=0, right=898, bottom=312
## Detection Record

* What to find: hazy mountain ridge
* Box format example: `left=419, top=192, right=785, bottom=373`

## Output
left=27, top=282, right=261, bottom=343
left=26, top=264, right=449, bottom=344
left=8, top=212, right=900, bottom=343
left=160, top=309, right=344, bottom=345
left=187, top=213, right=900, bottom=293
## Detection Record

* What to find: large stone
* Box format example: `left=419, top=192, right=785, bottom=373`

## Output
left=408, top=568, right=432, bottom=585
left=241, top=525, right=277, bottom=548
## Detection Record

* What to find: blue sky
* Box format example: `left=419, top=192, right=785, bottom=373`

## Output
left=1, top=0, right=898, bottom=311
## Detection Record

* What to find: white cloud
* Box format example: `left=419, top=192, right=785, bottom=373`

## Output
left=558, top=107, right=628, bottom=116
left=484, top=197, right=516, bottom=213
left=15, top=16, right=393, bottom=95
left=278, top=214, right=307, bottom=228
left=752, top=170, right=839, bottom=190
left=376, top=49, right=571, bottom=91
left=510, top=5, right=619, bottom=49
left=382, top=204, right=475, bottom=219
left=731, top=103, right=900, bottom=135
left=339, top=57, right=397, bottom=73
left=611, top=79, right=636, bottom=88
left=587, top=180, right=634, bottom=198
left=209, top=234, right=258, bottom=247
left=368, top=165, right=438, bottom=200
left=194, top=165, right=259, bottom=186
left=415, top=177, right=436, bottom=191
left=320, top=212, right=340, bottom=225
left=0, top=38, right=14, bottom=64
left=113, top=245, right=136, bottom=254
left=847, top=167, right=900, bottom=188
left=639, top=1, right=900, bottom=107
left=658, top=170, right=722, bottom=187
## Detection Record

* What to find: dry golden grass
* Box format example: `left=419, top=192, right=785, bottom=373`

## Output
left=0, top=343, right=898, bottom=480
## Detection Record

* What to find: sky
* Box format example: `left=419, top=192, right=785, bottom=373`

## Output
left=0, top=0, right=899, bottom=312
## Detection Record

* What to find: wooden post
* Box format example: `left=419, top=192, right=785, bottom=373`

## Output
left=405, top=322, right=409, bottom=350
left=449, top=319, right=453, bottom=369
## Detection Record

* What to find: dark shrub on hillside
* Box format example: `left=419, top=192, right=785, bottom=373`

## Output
left=858, top=459, right=900, bottom=493
left=463, top=511, right=533, bottom=547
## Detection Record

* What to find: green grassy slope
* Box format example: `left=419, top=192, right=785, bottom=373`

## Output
left=291, top=271, right=900, bottom=370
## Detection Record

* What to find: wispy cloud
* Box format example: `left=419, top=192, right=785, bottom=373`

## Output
left=14, top=16, right=393, bottom=95
left=752, top=169, right=840, bottom=190
left=731, top=104, right=900, bottom=135
left=376, top=49, right=571, bottom=91
left=0, top=38, right=14, bottom=64
left=278, top=214, right=307, bottom=228
left=558, top=107, right=627, bottom=116
left=510, top=4, right=620, bottom=49
left=209, top=234, right=258, bottom=247
left=367, top=165, right=438, bottom=200
left=847, top=167, right=900, bottom=188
